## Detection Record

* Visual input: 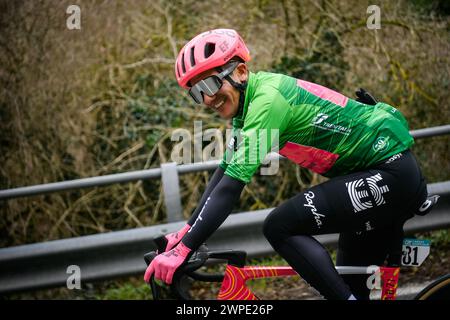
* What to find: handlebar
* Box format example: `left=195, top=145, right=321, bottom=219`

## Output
left=144, top=237, right=247, bottom=300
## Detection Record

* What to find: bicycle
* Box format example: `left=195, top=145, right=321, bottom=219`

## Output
left=144, top=195, right=449, bottom=300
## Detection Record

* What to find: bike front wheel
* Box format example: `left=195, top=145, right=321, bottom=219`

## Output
left=413, top=274, right=450, bottom=300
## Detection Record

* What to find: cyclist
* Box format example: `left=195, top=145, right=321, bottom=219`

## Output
left=144, top=28, right=428, bottom=300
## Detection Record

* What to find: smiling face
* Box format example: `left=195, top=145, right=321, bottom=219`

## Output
left=189, top=63, right=248, bottom=119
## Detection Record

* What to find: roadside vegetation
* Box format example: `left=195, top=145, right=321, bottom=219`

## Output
left=0, top=0, right=448, bottom=299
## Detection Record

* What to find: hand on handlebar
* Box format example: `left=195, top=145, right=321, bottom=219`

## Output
left=156, top=224, right=191, bottom=253
left=144, top=241, right=192, bottom=285
left=355, top=88, right=378, bottom=105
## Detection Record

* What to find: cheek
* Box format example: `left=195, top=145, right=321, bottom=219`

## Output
left=222, top=99, right=238, bottom=118
left=219, top=84, right=239, bottom=117
left=224, top=88, right=237, bottom=106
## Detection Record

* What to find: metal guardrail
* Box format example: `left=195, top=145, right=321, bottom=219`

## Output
left=408, top=124, right=450, bottom=138
left=0, top=181, right=449, bottom=295
left=1, top=125, right=450, bottom=223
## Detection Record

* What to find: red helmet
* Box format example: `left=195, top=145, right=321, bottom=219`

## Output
left=175, top=29, right=251, bottom=89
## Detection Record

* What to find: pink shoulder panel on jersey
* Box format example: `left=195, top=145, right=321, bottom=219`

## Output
left=297, top=79, right=349, bottom=107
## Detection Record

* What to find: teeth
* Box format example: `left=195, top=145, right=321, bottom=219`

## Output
left=214, top=99, right=225, bottom=109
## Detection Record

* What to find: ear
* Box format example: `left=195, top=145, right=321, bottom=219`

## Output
left=234, top=63, right=248, bottom=83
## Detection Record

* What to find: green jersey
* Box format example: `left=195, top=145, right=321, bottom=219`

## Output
left=220, top=71, right=414, bottom=184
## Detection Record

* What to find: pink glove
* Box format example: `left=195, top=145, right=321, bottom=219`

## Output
left=144, top=241, right=192, bottom=284
left=162, top=224, right=191, bottom=252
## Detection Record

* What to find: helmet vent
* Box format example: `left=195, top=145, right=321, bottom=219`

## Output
left=190, top=46, right=196, bottom=67
left=204, top=43, right=215, bottom=58
left=181, top=53, right=186, bottom=73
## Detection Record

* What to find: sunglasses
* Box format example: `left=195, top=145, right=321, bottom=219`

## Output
left=188, top=62, right=239, bottom=104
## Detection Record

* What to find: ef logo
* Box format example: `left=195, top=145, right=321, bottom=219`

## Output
left=66, top=5, right=81, bottom=30
left=66, top=265, right=81, bottom=289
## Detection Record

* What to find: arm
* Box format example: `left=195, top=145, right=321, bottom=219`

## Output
left=157, top=166, right=225, bottom=252
left=182, top=174, right=245, bottom=250
left=144, top=174, right=245, bottom=284
left=187, top=166, right=225, bottom=225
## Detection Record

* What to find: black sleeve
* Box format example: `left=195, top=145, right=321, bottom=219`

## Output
left=182, top=174, right=245, bottom=250
left=187, top=166, right=225, bottom=226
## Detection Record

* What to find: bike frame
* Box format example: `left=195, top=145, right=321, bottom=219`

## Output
left=217, top=264, right=400, bottom=300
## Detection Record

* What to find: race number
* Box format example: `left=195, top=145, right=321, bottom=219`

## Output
left=402, top=239, right=430, bottom=266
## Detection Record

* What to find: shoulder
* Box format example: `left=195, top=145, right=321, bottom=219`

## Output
left=242, top=76, right=292, bottom=130
left=249, top=71, right=298, bottom=104
left=252, top=71, right=294, bottom=91
left=249, top=78, right=291, bottom=115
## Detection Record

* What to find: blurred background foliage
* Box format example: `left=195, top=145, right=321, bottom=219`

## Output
left=0, top=0, right=449, bottom=247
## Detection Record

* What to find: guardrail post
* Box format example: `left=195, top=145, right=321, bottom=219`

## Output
left=161, top=162, right=183, bottom=222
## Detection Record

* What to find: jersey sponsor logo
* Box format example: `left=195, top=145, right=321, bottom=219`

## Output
left=227, top=136, right=238, bottom=151
left=311, top=113, right=352, bottom=136
left=372, top=136, right=390, bottom=152
left=384, top=152, right=402, bottom=164
left=346, top=173, right=390, bottom=212
left=312, top=113, right=329, bottom=125
left=303, top=191, right=325, bottom=228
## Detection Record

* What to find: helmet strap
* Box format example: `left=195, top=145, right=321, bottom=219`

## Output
left=225, top=75, right=247, bottom=118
